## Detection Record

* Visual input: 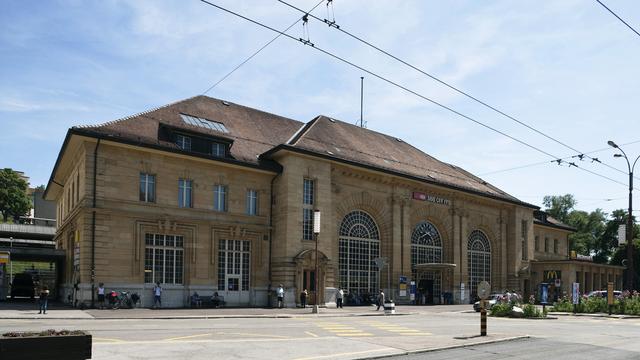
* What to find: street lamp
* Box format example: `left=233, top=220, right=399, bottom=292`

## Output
left=608, top=140, right=640, bottom=291
left=312, top=210, right=321, bottom=314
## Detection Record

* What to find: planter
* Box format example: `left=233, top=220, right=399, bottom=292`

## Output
left=0, top=333, right=92, bottom=360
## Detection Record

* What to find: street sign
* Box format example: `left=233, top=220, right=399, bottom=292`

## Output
left=572, top=283, right=580, bottom=305
left=618, top=224, right=626, bottom=245
left=478, top=281, right=491, bottom=300
left=0, top=251, right=9, bottom=264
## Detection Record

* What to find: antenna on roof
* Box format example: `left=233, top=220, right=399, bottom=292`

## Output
left=360, top=76, right=366, bottom=128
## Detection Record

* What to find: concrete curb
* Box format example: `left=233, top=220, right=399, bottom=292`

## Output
left=548, top=311, right=640, bottom=319
left=0, top=312, right=418, bottom=321
left=358, top=335, right=531, bottom=360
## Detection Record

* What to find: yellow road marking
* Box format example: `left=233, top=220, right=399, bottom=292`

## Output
left=165, top=333, right=212, bottom=341
left=305, top=331, right=319, bottom=337
left=94, top=337, right=125, bottom=343
left=337, top=333, right=374, bottom=337
left=293, top=348, right=390, bottom=360
left=328, top=329, right=366, bottom=333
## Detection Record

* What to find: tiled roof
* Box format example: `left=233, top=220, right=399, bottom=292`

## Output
left=73, top=95, right=303, bottom=166
left=69, top=95, right=534, bottom=207
left=280, top=116, right=526, bottom=204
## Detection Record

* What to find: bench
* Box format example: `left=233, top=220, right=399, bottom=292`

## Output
left=190, top=294, right=225, bottom=308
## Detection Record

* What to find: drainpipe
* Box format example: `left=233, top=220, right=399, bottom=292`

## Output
left=268, top=173, right=280, bottom=308
left=91, top=139, right=101, bottom=308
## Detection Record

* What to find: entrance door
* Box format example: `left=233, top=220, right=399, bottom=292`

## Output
left=218, top=240, right=250, bottom=306
left=418, top=279, right=434, bottom=305
left=303, top=270, right=317, bottom=304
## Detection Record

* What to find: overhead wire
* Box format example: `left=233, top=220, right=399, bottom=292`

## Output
left=197, top=0, right=632, bottom=189
left=595, top=0, right=640, bottom=38
left=276, top=0, right=632, bottom=179
left=201, top=0, right=325, bottom=95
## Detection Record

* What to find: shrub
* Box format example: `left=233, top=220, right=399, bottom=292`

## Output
left=490, top=302, right=512, bottom=317
left=523, top=303, right=544, bottom=318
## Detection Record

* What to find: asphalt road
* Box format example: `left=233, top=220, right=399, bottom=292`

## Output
left=1, top=309, right=639, bottom=359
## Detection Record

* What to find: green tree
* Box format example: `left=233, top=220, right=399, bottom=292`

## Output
left=566, top=209, right=606, bottom=256
left=542, top=194, right=576, bottom=223
left=610, top=239, right=640, bottom=289
left=0, top=168, right=31, bottom=222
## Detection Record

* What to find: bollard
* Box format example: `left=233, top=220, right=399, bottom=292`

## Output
left=480, top=300, right=487, bottom=336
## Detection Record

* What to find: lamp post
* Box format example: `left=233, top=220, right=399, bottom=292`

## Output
left=312, top=210, right=321, bottom=314
left=608, top=140, right=640, bottom=291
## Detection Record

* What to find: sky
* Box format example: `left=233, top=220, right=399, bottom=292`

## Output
left=2, top=0, right=640, bottom=217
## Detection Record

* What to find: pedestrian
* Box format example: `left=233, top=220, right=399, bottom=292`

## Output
left=97, top=283, right=106, bottom=309
left=277, top=284, right=285, bottom=308
left=336, top=288, right=344, bottom=309
left=376, top=290, right=385, bottom=311
left=300, top=289, right=308, bottom=308
left=153, top=282, right=162, bottom=309
left=38, top=285, right=49, bottom=314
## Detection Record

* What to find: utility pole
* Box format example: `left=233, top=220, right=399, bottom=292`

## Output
left=608, top=140, right=639, bottom=290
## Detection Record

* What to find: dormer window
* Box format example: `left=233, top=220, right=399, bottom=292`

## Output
left=176, top=134, right=191, bottom=151
left=212, top=142, right=226, bottom=157
left=180, top=114, right=229, bottom=133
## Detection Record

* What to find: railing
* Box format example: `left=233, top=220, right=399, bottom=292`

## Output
left=0, top=223, right=56, bottom=236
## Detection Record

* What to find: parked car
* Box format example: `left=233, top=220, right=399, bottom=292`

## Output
left=473, top=293, right=504, bottom=312
left=10, top=273, right=36, bottom=299
left=587, top=290, right=621, bottom=298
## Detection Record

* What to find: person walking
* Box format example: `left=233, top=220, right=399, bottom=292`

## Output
left=153, top=282, right=162, bottom=309
left=300, top=289, right=308, bottom=308
left=276, top=284, right=285, bottom=309
left=336, top=288, right=344, bottom=309
left=97, top=283, right=106, bottom=309
left=38, top=285, right=49, bottom=314
left=376, top=290, right=385, bottom=311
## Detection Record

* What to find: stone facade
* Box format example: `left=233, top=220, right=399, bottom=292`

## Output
left=47, top=96, right=615, bottom=308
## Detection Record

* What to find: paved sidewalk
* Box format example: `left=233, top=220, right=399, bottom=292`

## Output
left=0, top=301, right=471, bottom=320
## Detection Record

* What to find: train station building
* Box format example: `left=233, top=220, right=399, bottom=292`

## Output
left=43, top=95, right=623, bottom=307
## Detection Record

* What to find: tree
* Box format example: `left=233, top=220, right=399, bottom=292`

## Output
left=566, top=209, right=606, bottom=256
left=542, top=194, right=576, bottom=223
left=0, top=168, right=31, bottom=222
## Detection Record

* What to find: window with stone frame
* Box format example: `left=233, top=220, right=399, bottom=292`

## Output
left=302, top=178, right=315, bottom=240
left=246, top=189, right=258, bottom=216
left=214, top=184, right=227, bottom=212
left=178, top=178, right=192, bottom=208
left=144, top=233, right=184, bottom=284
left=140, top=173, right=156, bottom=203
left=521, top=220, right=528, bottom=260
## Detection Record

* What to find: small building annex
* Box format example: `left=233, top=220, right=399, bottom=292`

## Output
left=45, top=95, right=588, bottom=308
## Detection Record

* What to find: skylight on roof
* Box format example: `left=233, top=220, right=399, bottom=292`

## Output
left=180, top=114, right=229, bottom=133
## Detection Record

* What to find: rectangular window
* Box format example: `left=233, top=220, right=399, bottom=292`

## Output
left=246, top=189, right=257, bottom=216
left=140, top=173, right=156, bottom=203
left=214, top=185, right=227, bottom=212
left=176, top=134, right=191, bottom=151
left=544, top=237, right=549, bottom=253
left=75, top=172, right=80, bottom=203
left=178, top=179, right=192, bottom=208
left=535, top=236, right=540, bottom=251
left=521, top=220, right=528, bottom=260
left=302, top=178, right=315, bottom=240
left=144, top=233, right=184, bottom=284
left=554, top=239, right=559, bottom=254
left=212, top=143, right=226, bottom=157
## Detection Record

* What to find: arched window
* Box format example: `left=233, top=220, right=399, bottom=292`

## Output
left=411, top=222, right=443, bottom=302
left=338, top=210, right=380, bottom=301
left=467, top=230, right=491, bottom=300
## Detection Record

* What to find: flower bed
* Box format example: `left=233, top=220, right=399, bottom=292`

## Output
left=550, top=290, right=640, bottom=315
left=488, top=294, right=547, bottom=318
left=0, top=329, right=92, bottom=360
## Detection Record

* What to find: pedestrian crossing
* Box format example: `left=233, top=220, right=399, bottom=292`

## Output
left=310, top=320, right=431, bottom=337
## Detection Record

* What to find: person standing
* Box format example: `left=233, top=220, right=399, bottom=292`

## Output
left=38, top=285, right=49, bottom=314
left=376, top=290, right=385, bottom=311
left=97, top=283, right=106, bottom=309
left=276, top=284, right=285, bottom=309
left=336, top=288, right=344, bottom=309
left=300, top=289, right=308, bottom=308
left=153, top=282, right=162, bottom=309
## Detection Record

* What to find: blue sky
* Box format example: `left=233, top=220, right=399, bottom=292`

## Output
left=2, top=0, right=640, bottom=216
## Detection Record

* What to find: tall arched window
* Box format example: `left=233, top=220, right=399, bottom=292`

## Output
left=467, top=230, right=491, bottom=300
left=338, top=210, right=380, bottom=300
left=411, top=222, right=443, bottom=301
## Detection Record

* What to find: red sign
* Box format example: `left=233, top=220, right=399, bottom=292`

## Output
left=413, top=192, right=427, bottom=201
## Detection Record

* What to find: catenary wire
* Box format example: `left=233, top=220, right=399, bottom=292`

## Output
left=479, top=139, right=640, bottom=176
left=197, top=0, right=631, bottom=189
left=201, top=0, right=325, bottom=95
left=276, top=0, right=632, bottom=178
left=595, top=0, right=640, bottom=38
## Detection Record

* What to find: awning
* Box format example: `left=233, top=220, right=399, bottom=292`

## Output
left=415, top=263, right=457, bottom=271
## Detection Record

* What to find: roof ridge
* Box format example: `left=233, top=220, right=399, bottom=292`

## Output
left=72, top=95, right=202, bottom=130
